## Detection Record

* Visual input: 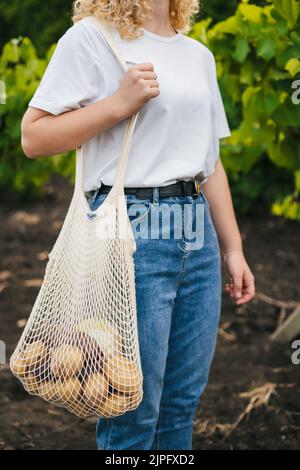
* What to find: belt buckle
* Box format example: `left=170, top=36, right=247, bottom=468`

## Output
left=194, top=180, right=201, bottom=195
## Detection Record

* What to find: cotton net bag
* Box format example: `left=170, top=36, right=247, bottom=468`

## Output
left=10, top=16, right=143, bottom=418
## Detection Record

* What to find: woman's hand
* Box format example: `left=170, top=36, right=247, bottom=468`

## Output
left=115, top=63, right=160, bottom=118
left=223, top=250, right=255, bottom=305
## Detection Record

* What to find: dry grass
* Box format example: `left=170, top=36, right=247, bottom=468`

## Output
left=195, top=383, right=278, bottom=441
left=223, top=382, right=278, bottom=439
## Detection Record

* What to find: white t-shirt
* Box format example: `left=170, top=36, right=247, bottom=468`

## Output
left=28, top=16, right=231, bottom=191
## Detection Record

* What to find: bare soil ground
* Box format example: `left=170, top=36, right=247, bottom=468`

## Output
left=0, top=176, right=299, bottom=450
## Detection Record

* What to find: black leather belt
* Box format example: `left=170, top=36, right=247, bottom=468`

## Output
left=93, top=180, right=202, bottom=199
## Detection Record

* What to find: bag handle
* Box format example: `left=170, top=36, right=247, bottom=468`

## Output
left=76, top=16, right=140, bottom=196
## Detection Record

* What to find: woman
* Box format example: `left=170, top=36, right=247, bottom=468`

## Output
left=21, top=0, right=255, bottom=450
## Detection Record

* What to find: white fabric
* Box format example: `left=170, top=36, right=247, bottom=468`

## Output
left=29, top=16, right=231, bottom=190
left=11, top=18, right=143, bottom=419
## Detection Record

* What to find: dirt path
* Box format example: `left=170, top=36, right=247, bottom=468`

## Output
left=1, top=176, right=299, bottom=450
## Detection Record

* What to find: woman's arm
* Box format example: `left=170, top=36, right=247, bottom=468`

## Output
left=22, top=63, right=159, bottom=158
left=22, top=94, right=127, bottom=158
left=203, top=159, right=255, bottom=305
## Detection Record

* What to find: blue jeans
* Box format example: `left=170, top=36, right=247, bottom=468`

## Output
left=86, top=188, right=222, bottom=450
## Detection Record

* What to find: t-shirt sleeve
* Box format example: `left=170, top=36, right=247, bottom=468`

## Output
left=208, top=50, right=231, bottom=140
left=28, top=23, right=104, bottom=116
left=203, top=50, right=231, bottom=178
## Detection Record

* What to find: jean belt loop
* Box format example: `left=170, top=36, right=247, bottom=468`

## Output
left=152, top=187, right=160, bottom=206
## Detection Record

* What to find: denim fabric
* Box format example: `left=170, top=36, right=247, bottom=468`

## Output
left=86, top=189, right=222, bottom=450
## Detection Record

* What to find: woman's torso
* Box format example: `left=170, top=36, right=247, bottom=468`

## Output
left=29, top=16, right=231, bottom=191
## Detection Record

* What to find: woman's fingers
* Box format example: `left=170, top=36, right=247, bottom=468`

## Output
left=225, top=269, right=255, bottom=304
left=223, top=252, right=255, bottom=305
left=146, top=79, right=160, bottom=88
left=228, top=273, right=243, bottom=300
left=139, top=71, right=158, bottom=80
left=236, top=270, right=255, bottom=304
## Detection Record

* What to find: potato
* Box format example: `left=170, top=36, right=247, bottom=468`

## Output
left=23, top=373, right=40, bottom=393
left=69, top=401, right=92, bottom=418
left=44, top=326, right=106, bottom=381
left=55, top=377, right=82, bottom=403
left=38, top=381, right=58, bottom=401
left=50, top=345, right=84, bottom=378
left=96, top=393, right=129, bottom=417
left=83, top=373, right=109, bottom=407
left=10, top=354, right=28, bottom=377
left=104, top=354, right=142, bottom=394
left=22, top=340, right=47, bottom=368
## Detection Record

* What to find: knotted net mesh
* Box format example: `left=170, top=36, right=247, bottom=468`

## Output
left=10, top=173, right=143, bottom=418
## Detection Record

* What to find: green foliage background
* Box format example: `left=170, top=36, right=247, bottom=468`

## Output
left=0, top=0, right=73, bottom=56
left=0, top=0, right=300, bottom=218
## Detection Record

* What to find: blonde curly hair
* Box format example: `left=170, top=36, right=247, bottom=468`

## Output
left=72, top=0, right=200, bottom=39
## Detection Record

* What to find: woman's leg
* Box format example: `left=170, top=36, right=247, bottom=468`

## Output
left=152, top=194, right=222, bottom=450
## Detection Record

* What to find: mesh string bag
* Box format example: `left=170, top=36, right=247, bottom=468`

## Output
left=10, top=16, right=143, bottom=418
